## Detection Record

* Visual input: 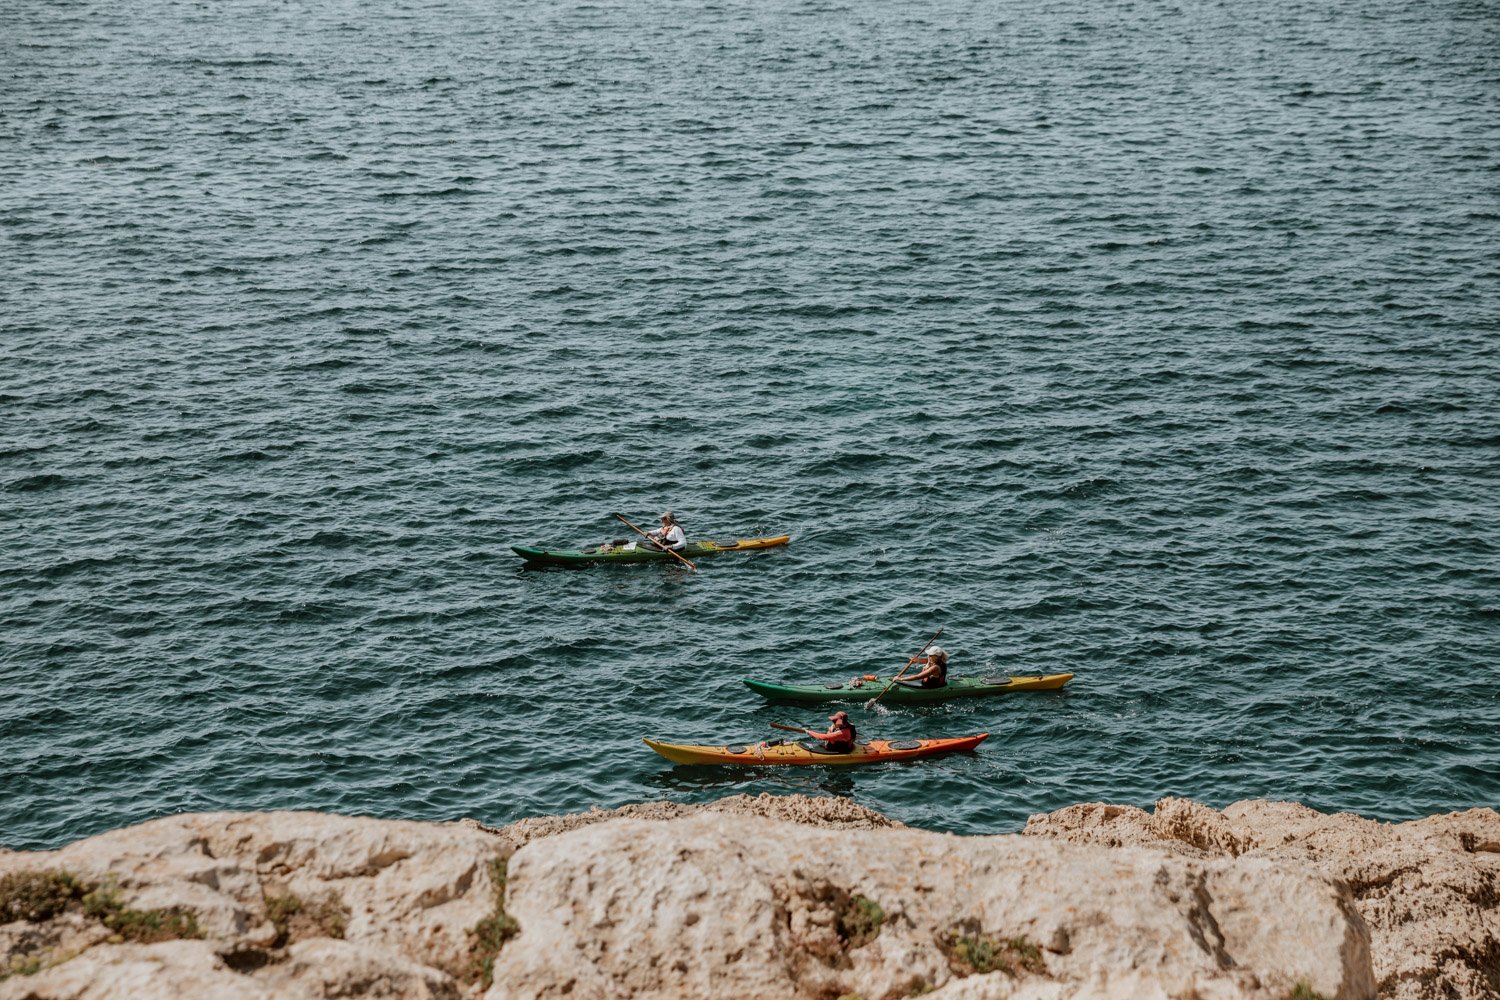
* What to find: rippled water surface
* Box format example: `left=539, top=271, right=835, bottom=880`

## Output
left=3, top=0, right=1498, bottom=850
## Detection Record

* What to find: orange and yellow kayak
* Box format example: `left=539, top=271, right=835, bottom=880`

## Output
left=642, top=733, right=988, bottom=766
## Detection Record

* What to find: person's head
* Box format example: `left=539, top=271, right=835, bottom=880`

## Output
left=926, top=646, right=949, bottom=667
left=829, top=710, right=850, bottom=727
left=659, top=511, right=676, bottom=527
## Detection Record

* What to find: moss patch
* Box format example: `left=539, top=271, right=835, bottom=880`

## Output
left=0, top=870, right=86, bottom=923
left=468, top=857, right=519, bottom=989
left=5, top=954, right=44, bottom=979
left=0, top=870, right=201, bottom=979
left=941, top=928, right=1046, bottom=978
left=837, top=894, right=884, bottom=950
left=1289, top=983, right=1331, bottom=1000
left=264, top=889, right=349, bottom=948
left=86, top=886, right=201, bottom=944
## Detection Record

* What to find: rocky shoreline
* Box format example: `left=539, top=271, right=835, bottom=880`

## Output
left=1, top=795, right=1495, bottom=1000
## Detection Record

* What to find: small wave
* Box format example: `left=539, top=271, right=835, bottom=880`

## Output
left=542, top=245, right=625, bottom=257
left=299, top=530, right=359, bottom=549
left=509, top=450, right=606, bottom=472
left=1006, top=594, right=1109, bottom=616
left=338, top=381, right=407, bottom=395
left=36, top=555, right=118, bottom=578
left=214, top=449, right=279, bottom=462
left=375, top=187, right=477, bottom=200
left=7, top=473, right=69, bottom=492
left=295, top=357, right=359, bottom=371
left=277, top=601, right=349, bottom=622
left=1020, top=477, right=1121, bottom=501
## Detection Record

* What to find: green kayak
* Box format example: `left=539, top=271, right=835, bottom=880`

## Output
left=743, top=672, right=1074, bottom=704
left=512, top=534, right=790, bottom=568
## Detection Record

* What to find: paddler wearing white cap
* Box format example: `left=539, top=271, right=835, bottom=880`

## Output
left=894, top=646, right=949, bottom=689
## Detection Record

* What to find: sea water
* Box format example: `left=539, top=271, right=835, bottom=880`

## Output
left=3, top=0, right=1497, bottom=849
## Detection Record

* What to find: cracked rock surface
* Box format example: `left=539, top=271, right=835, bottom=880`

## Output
left=491, top=811, right=1373, bottom=1000
left=0, top=811, right=503, bottom=1000
left=1023, top=797, right=1500, bottom=1000
left=3, top=795, right=1492, bottom=999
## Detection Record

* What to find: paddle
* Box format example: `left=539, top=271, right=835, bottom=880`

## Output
left=612, top=512, right=697, bottom=572
left=864, top=626, right=944, bottom=710
left=769, top=722, right=807, bottom=734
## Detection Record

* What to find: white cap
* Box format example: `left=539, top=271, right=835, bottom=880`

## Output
left=926, top=646, right=946, bottom=658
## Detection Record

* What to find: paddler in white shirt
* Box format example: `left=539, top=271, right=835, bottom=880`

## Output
left=645, top=511, right=687, bottom=551
left=893, top=646, right=949, bottom=689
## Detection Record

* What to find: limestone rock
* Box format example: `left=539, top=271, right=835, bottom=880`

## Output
left=5, top=796, right=1489, bottom=1000
left=480, top=789, right=902, bottom=852
left=0, top=811, right=505, bottom=999
left=1024, top=798, right=1500, bottom=1000
left=488, top=812, right=1374, bottom=1000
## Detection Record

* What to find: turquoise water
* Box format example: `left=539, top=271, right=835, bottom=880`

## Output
left=3, top=0, right=1498, bottom=850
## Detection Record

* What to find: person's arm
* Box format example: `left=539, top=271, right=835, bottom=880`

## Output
left=666, top=525, right=686, bottom=549
left=803, top=726, right=833, bottom=740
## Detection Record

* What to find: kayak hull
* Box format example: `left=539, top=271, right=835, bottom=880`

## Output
left=513, top=535, right=791, bottom=567
left=642, top=733, right=989, bottom=766
left=743, top=673, right=1073, bottom=704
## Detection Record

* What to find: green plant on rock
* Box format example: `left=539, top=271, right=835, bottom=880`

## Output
left=1007, top=936, right=1043, bottom=968
left=837, top=894, right=884, bottom=949
left=0, top=870, right=86, bottom=923
left=942, top=929, right=1046, bottom=978
left=1, top=869, right=199, bottom=979
left=950, top=932, right=1007, bottom=975
left=264, top=891, right=302, bottom=946
left=1289, top=982, right=1331, bottom=1000
left=5, top=954, right=44, bottom=979
left=305, top=892, right=349, bottom=940
left=83, top=883, right=200, bottom=944
left=468, top=857, right=519, bottom=990
left=264, top=889, right=348, bottom=947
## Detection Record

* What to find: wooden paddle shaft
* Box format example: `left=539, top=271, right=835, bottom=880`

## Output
left=613, top=512, right=698, bottom=572
left=867, top=626, right=944, bottom=707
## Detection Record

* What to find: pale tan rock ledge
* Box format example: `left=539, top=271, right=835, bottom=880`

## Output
left=0, top=793, right=1492, bottom=1000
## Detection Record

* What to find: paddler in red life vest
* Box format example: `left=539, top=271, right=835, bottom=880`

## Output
left=645, top=511, right=687, bottom=552
left=800, top=710, right=856, bottom=752
left=894, top=646, right=949, bottom=689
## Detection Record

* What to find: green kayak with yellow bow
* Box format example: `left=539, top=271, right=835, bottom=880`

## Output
left=743, top=672, right=1074, bottom=704
left=511, top=534, right=790, bottom=568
